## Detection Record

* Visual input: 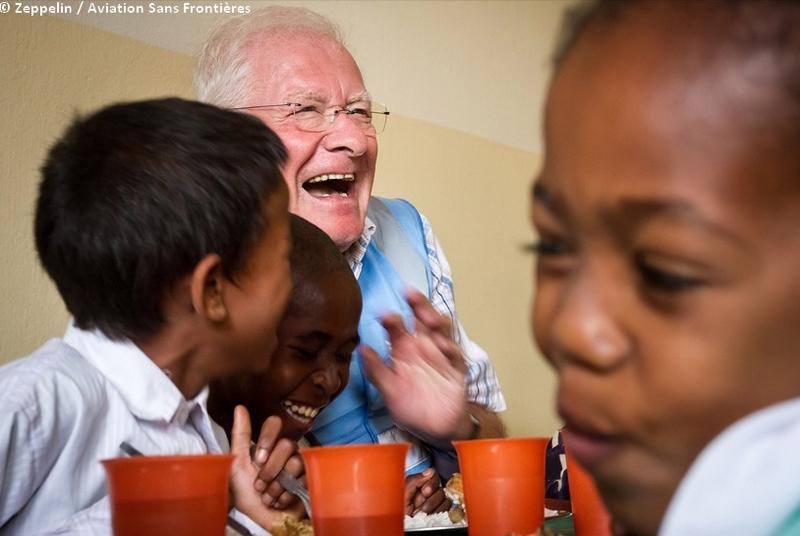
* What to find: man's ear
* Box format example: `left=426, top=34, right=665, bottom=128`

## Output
left=190, top=253, right=229, bottom=323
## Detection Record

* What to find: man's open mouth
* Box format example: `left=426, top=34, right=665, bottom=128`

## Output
left=302, top=173, right=355, bottom=198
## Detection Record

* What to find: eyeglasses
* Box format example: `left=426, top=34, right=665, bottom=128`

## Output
left=231, top=101, right=390, bottom=134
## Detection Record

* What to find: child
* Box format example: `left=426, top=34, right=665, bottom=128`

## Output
left=209, top=215, right=362, bottom=449
left=0, top=98, right=292, bottom=534
left=209, top=215, right=449, bottom=523
left=208, top=214, right=361, bottom=523
left=532, top=1, right=800, bottom=535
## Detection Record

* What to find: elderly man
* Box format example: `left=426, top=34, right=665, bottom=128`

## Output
left=195, top=4, right=506, bottom=500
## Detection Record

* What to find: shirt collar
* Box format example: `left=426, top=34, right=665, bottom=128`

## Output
left=63, top=321, right=203, bottom=426
left=344, top=215, right=376, bottom=278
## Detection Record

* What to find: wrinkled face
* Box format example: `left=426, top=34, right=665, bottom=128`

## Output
left=249, top=270, right=361, bottom=441
left=244, top=31, right=378, bottom=251
left=532, top=16, right=800, bottom=536
left=217, top=189, right=293, bottom=376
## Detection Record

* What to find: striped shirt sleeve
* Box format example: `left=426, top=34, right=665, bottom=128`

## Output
left=419, top=213, right=507, bottom=412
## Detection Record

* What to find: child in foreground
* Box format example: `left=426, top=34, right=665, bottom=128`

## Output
left=0, top=98, right=292, bottom=534
left=532, top=1, right=800, bottom=534
left=209, top=215, right=449, bottom=531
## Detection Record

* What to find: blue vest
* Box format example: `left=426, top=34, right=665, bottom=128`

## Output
left=310, top=197, right=434, bottom=474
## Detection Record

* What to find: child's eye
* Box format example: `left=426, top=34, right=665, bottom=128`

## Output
left=637, top=260, right=704, bottom=292
left=525, top=236, right=572, bottom=256
left=290, top=347, right=317, bottom=361
left=335, top=352, right=352, bottom=364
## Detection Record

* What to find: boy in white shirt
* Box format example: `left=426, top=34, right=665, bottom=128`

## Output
left=0, top=98, right=293, bottom=534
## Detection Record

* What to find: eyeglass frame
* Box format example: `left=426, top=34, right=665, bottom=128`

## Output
left=230, top=101, right=391, bottom=134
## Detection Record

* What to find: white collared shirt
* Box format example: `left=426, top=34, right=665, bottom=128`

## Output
left=659, top=397, right=800, bottom=536
left=0, top=322, right=220, bottom=535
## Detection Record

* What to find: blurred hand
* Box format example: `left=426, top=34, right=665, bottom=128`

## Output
left=405, top=468, right=451, bottom=516
left=229, top=405, right=305, bottom=528
left=362, top=290, right=473, bottom=444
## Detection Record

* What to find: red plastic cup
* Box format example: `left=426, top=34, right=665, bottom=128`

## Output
left=301, top=443, right=409, bottom=536
left=102, top=454, right=233, bottom=536
left=564, top=449, right=612, bottom=536
left=454, top=437, right=549, bottom=536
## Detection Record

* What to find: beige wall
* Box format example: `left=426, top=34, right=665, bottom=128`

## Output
left=0, top=15, right=195, bottom=358
left=0, top=2, right=567, bottom=436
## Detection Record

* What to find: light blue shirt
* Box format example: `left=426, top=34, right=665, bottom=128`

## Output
left=0, top=323, right=220, bottom=535
left=315, top=198, right=506, bottom=475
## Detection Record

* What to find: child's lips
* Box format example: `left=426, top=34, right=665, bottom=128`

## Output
left=562, top=425, right=622, bottom=469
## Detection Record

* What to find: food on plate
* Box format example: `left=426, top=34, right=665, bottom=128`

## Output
left=271, top=516, right=314, bottom=536
left=443, top=472, right=463, bottom=505
left=442, top=472, right=466, bottom=522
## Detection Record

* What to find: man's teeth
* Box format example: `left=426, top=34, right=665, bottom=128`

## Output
left=282, top=400, right=320, bottom=421
left=306, top=173, right=355, bottom=184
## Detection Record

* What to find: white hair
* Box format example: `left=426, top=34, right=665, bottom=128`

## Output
left=194, top=6, right=345, bottom=108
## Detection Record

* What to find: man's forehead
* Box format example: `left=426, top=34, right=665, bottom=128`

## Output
left=283, top=89, right=372, bottom=104
left=248, top=31, right=369, bottom=103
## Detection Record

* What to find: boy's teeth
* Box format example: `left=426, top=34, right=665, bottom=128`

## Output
left=282, top=400, right=320, bottom=420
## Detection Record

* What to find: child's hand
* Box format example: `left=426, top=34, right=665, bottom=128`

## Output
left=229, top=405, right=305, bottom=528
left=405, top=468, right=451, bottom=516
left=250, top=414, right=306, bottom=509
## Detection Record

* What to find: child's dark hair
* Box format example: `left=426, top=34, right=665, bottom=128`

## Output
left=555, top=0, right=800, bottom=138
left=35, top=97, right=287, bottom=341
left=289, top=214, right=359, bottom=306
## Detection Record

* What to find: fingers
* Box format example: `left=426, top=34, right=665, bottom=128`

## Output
left=253, top=415, right=283, bottom=465
left=261, top=454, right=304, bottom=508
left=405, top=293, right=465, bottom=376
left=419, top=488, right=451, bottom=514
left=253, top=436, right=296, bottom=493
left=230, top=405, right=253, bottom=458
left=428, top=326, right=467, bottom=375
left=361, top=343, right=393, bottom=392
left=381, top=313, right=412, bottom=345
left=405, top=469, right=451, bottom=515
left=406, top=289, right=453, bottom=339
left=404, top=469, right=434, bottom=515
left=252, top=415, right=300, bottom=506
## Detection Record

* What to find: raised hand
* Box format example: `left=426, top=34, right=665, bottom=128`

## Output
left=362, top=290, right=474, bottom=445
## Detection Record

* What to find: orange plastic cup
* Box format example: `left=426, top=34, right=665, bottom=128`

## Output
left=454, top=437, right=549, bottom=536
left=564, top=449, right=612, bottom=536
left=102, top=454, right=233, bottom=536
left=301, top=443, right=409, bottom=536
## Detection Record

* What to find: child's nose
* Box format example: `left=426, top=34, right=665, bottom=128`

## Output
left=312, top=363, right=341, bottom=394
left=547, top=271, right=631, bottom=371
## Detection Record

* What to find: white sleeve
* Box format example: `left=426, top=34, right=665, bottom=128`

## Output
left=0, top=372, right=41, bottom=527
left=227, top=509, right=271, bottom=536
left=419, top=213, right=506, bottom=412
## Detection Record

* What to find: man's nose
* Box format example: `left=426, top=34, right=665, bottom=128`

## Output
left=546, top=272, right=631, bottom=372
left=321, top=112, right=370, bottom=157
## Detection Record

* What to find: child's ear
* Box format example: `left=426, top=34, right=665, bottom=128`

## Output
left=190, top=253, right=229, bottom=323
